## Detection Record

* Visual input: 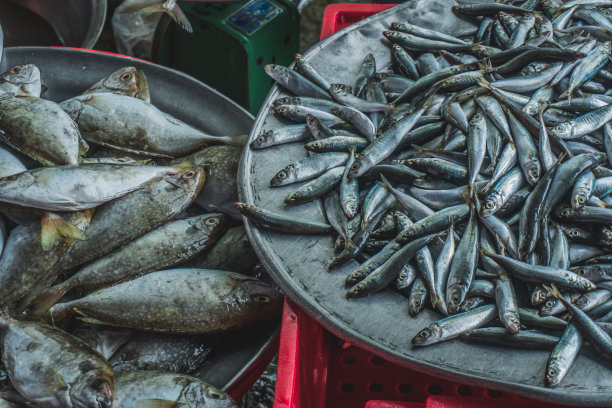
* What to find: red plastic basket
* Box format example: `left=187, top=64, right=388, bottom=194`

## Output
left=319, top=3, right=397, bottom=40
left=274, top=299, right=581, bottom=408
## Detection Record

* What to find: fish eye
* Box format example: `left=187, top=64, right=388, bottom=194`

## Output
left=207, top=388, right=225, bottom=399
left=577, top=268, right=586, bottom=275
left=485, top=201, right=494, bottom=209
left=547, top=367, right=557, bottom=377
left=350, top=162, right=359, bottom=171
left=451, top=294, right=460, bottom=304
left=418, top=328, right=431, bottom=338
left=578, top=196, right=585, bottom=204
left=117, top=157, right=129, bottom=163
left=277, top=171, right=287, bottom=179
left=10, top=65, right=22, bottom=74
left=121, top=73, right=132, bottom=81
left=562, top=209, right=571, bottom=217
left=257, top=136, right=266, bottom=143
left=399, top=272, right=407, bottom=280
left=205, top=217, right=219, bottom=226
left=252, top=295, right=270, bottom=303
left=182, top=170, right=197, bottom=179
left=537, top=292, right=547, bottom=301
left=546, top=300, right=555, bottom=308
left=571, top=230, right=579, bottom=237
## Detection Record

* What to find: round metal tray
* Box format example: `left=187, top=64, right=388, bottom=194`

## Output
left=2, top=46, right=279, bottom=395
left=238, top=1, right=612, bottom=405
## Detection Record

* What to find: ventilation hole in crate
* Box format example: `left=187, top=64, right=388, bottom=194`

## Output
left=369, top=383, right=384, bottom=393
left=427, top=384, right=443, bottom=395
left=272, top=55, right=276, bottom=64
left=370, top=356, right=384, bottom=366
left=342, top=355, right=356, bottom=365
left=256, top=56, right=263, bottom=65
left=486, top=389, right=502, bottom=398
left=283, top=35, right=291, bottom=45
left=457, top=385, right=472, bottom=397
left=398, top=383, right=413, bottom=394
left=340, top=383, right=354, bottom=392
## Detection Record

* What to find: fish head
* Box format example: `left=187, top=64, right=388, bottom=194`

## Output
left=1, top=64, right=40, bottom=86
left=329, top=84, right=350, bottom=96
left=531, top=287, right=549, bottom=306
left=601, top=226, right=612, bottom=242
left=446, top=284, right=468, bottom=315
left=550, top=122, right=573, bottom=140
left=69, top=369, right=113, bottom=408
left=458, top=297, right=485, bottom=312
left=479, top=193, right=501, bottom=217
left=270, top=165, right=296, bottom=186
left=182, top=382, right=235, bottom=407
left=273, top=97, right=291, bottom=107
left=545, top=361, right=562, bottom=387
left=525, top=161, right=541, bottom=186
left=566, top=227, right=589, bottom=241
left=264, top=64, right=284, bottom=82
left=554, top=207, right=575, bottom=220
left=231, top=274, right=283, bottom=317
left=502, top=312, right=520, bottom=334
left=411, top=324, right=442, bottom=346
left=250, top=131, right=274, bottom=149
left=165, top=167, right=206, bottom=196
left=347, top=155, right=369, bottom=179
left=539, top=297, right=558, bottom=316
left=85, top=67, right=150, bottom=102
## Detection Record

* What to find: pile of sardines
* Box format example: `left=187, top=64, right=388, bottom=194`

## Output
left=242, top=0, right=612, bottom=388
left=0, top=63, right=282, bottom=407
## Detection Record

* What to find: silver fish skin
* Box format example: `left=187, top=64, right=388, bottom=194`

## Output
left=506, top=110, right=541, bottom=185
left=83, top=66, right=149, bottom=102
left=412, top=305, right=498, bottom=346
left=383, top=30, right=468, bottom=52
left=446, top=207, right=479, bottom=314
left=340, top=148, right=359, bottom=219
left=484, top=253, right=596, bottom=291
left=476, top=95, right=513, bottom=142
left=396, top=204, right=469, bottom=244
left=550, top=104, right=612, bottom=140
left=270, top=152, right=348, bottom=186
left=353, top=54, right=376, bottom=97
left=0, top=146, right=26, bottom=177
left=348, top=106, right=425, bottom=178
left=112, top=371, right=236, bottom=408
left=486, top=142, right=517, bottom=191
left=467, top=112, right=488, bottom=193
left=546, top=324, right=582, bottom=387
left=391, top=44, right=420, bottom=80
left=329, top=84, right=394, bottom=112
left=508, top=13, right=539, bottom=49
left=49, top=269, right=283, bottom=334
left=264, top=64, right=330, bottom=100
left=61, top=93, right=245, bottom=158
left=235, top=203, right=332, bottom=235
left=523, top=86, right=553, bottom=116
left=550, top=39, right=598, bottom=87
left=479, top=214, right=519, bottom=258
left=0, top=96, right=81, bottom=166
left=539, top=110, right=557, bottom=172
left=284, top=166, right=344, bottom=204
left=461, top=328, right=559, bottom=348
left=571, top=171, right=594, bottom=210
left=294, top=54, right=331, bottom=91
left=0, top=164, right=181, bottom=212
left=332, top=106, right=377, bottom=141
left=490, top=62, right=563, bottom=92
left=481, top=167, right=526, bottom=217
left=560, top=41, right=612, bottom=98
left=433, top=224, right=455, bottom=315
left=390, top=22, right=466, bottom=45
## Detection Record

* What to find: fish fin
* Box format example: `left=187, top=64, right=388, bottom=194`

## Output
left=137, top=399, right=183, bottom=408
left=379, top=173, right=394, bottom=193
left=40, top=83, right=49, bottom=95
left=46, top=369, right=68, bottom=393
left=29, top=286, right=69, bottom=319
left=75, top=315, right=109, bottom=326
left=140, top=2, right=193, bottom=33
left=543, top=284, right=570, bottom=308
left=476, top=76, right=492, bottom=90
left=40, top=212, right=88, bottom=251
left=343, top=238, right=357, bottom=253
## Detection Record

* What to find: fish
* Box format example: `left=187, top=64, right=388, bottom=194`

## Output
left=0, top=314, right=113, bottom=407
left=49, top=269, right=283, bottom=334
left=111, top=370, right=236, bottom=408
left=61, top=93, right=246, bottom=158
left=0, top=95, right=81, bottom=166
left=0, top=64, right=41, bottom=97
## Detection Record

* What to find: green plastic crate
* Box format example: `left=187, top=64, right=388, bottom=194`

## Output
left=155, top=0, right=299, bottom=115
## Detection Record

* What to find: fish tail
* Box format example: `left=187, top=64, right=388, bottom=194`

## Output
left=29, top=285, right=69, bottom=319
left=476, top=76, right=492, bottom=90
left=140, top=2, right=193, bottom=33
left=543, top=284, right=570, bottom=308
left=344, top=237, right=357, bottom=253
left=40, top=212, right=88, bottom=251
left=379, top=174, right=394, bottom=193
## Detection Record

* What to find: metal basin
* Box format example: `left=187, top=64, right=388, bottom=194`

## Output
left=238, top=0, right=612, bottom=405
left=1, top=45, right=278, bottom=398
left=0, top=0, right=107, bottom=48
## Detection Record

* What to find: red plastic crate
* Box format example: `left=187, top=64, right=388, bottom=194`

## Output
left=319, top=4, right=397, bottom=40
left=273, top=299, right=584, bottom=408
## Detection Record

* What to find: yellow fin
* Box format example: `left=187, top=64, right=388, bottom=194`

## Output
left=40, top=212, right=88, bottom=250
left=137, top=399, right=183, bottom=408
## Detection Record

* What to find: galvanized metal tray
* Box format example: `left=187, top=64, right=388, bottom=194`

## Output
left=238, top=1, right=612, bottom=405
left=1, top=46, right=279, bottom=394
